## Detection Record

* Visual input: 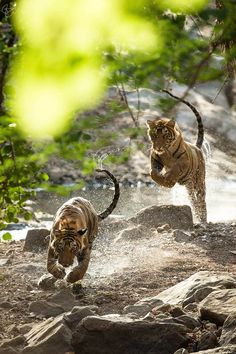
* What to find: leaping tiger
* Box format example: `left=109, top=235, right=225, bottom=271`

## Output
left=147, top=89, right=207, bottom=223
left=47, top=169, right=120, bottom=283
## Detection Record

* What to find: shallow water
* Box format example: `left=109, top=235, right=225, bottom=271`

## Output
left=1, top=177, right=236, bottom=241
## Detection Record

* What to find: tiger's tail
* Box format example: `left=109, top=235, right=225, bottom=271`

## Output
left=162, top=89, right=204, bottom=149
left=96, top=169, right=120, bottom=220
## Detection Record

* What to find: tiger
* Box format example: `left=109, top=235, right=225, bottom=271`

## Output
left=146, top=89, right=207, bottom=223
left=47, top=169, right=120, bottom=283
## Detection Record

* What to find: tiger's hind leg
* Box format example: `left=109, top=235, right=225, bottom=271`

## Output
left=186, top=179, right=207, bottom=223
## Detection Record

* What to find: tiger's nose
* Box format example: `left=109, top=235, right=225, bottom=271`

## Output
left=60, top=261, right=70, bottom=267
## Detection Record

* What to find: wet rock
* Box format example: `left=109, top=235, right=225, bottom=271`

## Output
left=170, top=306, right=186, bottom=317
left=128, top=204, right=193, bottom=230
left=183, top=303, right=198, bottom=312
left=199, top=289, right=236, bottom=325
left=135, top=271, right=236, bottom=307
left=22, top=315, right=72, bottom=354
left=219, top=313, right=236, bottom=345
left=28, top=300, right=64, bottom=318
left=72, top=314, right=190, bottom=354
left=63, top=306, right=98, bottom=331
left=194, top=287, right=218, bottom=303
left=197, top=331, right=218, bottom=351
left=23, top=228, right=50, bottom=252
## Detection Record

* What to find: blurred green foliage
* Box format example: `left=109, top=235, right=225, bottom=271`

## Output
left=0, top=0, right=236, bottom=235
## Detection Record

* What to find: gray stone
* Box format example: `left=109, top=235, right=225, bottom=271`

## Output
left=128, top=205, right=193, bottom=230
left=23, top=228, right=50, bottom=252
left=63, top=306, right=98, bottom=330
left=220, top=313, right=236, bottom=346
left=0, top=348, right=21, bottom=354
left=172, top=230, right=192, bottom=242
left=0, top=336, right=26, bottom=349
left=199, top=289, right=236, bottom=325
left=197, top=331, right=218, bottom=351
left=196, top=346, right=236, bottom=353
left=28, top=300, right=64, bottom=318
left=22, top=316, right=72, bottom=354
left=123, top=303, right=153, bottom=316
left=114, top=225, right=151, bottom=242
left=37, top=274, right=56, bottom=290
left=50, top=289, right=76, bottom=312
left=177, top=315, right=201, bottom=330
left=72, top=314, right=190, bottom=354
left=136, top=271, right=236, bottom=307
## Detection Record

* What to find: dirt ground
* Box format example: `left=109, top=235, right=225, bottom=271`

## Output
left=0, top=219, right=236, bottom=341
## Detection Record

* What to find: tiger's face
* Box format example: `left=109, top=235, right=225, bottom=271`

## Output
left=147, top=118, right=181, bottom=152
left=51, top=216, right=88, bottom=267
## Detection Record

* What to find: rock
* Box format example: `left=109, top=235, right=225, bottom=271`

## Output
left=196, top=346, right=236, bottom=353
left=177, top=315, right=201, bottom=330
left=128, top=205, right=193, bottom=230
left=123, top=303, right=153, bottom=316
left=156, top=224, right=171, bottom=232
left=0, top=258, right=11, bottom=266
left=37, top=274, right=56, bottom=290
left=183, top=303, right=198, bottom=312
left=194, top=287, right=218, bottom=303
left=50, top=289, right=76, bottom=312
left=172, top=230, right=192, bottom=242
left=22, top=316, right=72, bottom=354
left=0, top=335, right=26, bottom=349
left=170, top=306, right=186, bottom=317
left=114, top=225, right=151, bottom=242
left=63, top=306, right=98, bottom=331
left=23, top=228, right=50, bottom=252
left=135, top=271, right=236, bottom=307
left=152, top=303, right=171, bottom=315
left=17, top=323, right=34, bottom=335
left=197, top=331, right=218, bottom=351
left=0, top=348, right=21, bottom=354
left=174, top=349, right=189, bottom=354
left=28, top=300, right=64, bottom=318
left=0, top=301, right=14, bottom=309
left=72, top=314, right=190, bottom=354
left=220, top=313, right=236, bottom=345
left=199, top=289, right=236, bottom=325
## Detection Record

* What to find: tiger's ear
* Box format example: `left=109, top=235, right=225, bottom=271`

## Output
left=166, top=120, right=175, bottom=128
left=77, top=228, right=87, bottom=236
left=146, top=120, right=155, bottom=128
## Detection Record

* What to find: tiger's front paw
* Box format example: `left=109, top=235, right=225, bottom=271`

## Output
left=53, top=265, right=66, bottom=279
left=66, top=267, right=82, bottom=283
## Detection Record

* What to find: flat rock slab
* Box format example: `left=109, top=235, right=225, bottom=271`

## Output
left=135, top=271, right=236, bottom=307
left=128, top=205, right=193, bottom=230
left=199, top=289, right=236, bottom=325
left=72, top=314, right=190, bottom=354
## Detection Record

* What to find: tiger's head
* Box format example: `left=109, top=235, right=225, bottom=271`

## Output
left=51, top=214, right=88, bottom=267
left=146, top=118, right=182, bottom=152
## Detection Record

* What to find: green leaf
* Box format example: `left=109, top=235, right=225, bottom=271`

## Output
left=2, top=232, right=12, bottom=241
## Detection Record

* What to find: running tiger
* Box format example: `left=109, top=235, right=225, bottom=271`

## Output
left=47, top=169, right=120, bottom=283
left=147, top=89, right=207, bottom=222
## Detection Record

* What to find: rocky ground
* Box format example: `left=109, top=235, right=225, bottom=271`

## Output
left=0, top=204, right=236, bottom=353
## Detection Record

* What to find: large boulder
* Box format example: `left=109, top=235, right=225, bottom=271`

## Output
left=134, top=271, right=236, bottom=308
left=72, top=314, right=190, bottom=354
left=199, top=289, right=236, bottom=325
left=128, top=205, right=193, bottom=230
